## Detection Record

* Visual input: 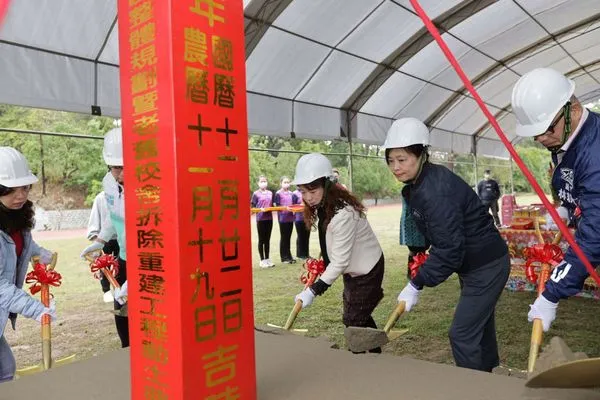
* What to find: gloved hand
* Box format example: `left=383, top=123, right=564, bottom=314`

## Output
left=35, top=300, right=57, bottom=323
left=528, top=295, right=558, bottom=332
left=39, top=250, right=56, bottom=265
left=114, top=281, right=128, bottom=305
left=294, top=288, right=315, bottom=309
left=397, top=282, right=421, bottom=312
left=80, top=241, right=104, bottom=259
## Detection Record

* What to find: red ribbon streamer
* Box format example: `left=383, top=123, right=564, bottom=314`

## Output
left=89, top=254, right=120, bottom=278
left=409, top=252, right=428, bottom=279
left=409, top=0, right=600, bottom=288
left=300, top=258, right=326, bottom=286
left=25, top=262, right=62, bottom=295
left=524, top=244, right=563, bottom=285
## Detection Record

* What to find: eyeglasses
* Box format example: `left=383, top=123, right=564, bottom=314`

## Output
left=535, top=110, right=564, bottom=139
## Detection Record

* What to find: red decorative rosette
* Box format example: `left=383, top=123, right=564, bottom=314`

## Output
left=300, top=258, right=326, bottom=286
left=524, top=244, right=563, bottom=284
left=25, top=262, right=62, bottom=295
left=409, top=252, right=428, bottom=279
left=89, top=254, right=120, bottom=278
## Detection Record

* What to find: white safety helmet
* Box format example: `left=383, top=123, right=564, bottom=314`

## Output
left=511, top=68, right=575, bottom=137
left=383, top=117, right=430, bottom=149
left=0, top=147, right=38, bottom=188
left=103, top=127, right=123, bottom=166
left=292, top=153, right=334, bottom=185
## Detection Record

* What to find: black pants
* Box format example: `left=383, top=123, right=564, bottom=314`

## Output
left=407, top=245, right=428, bottom=280
left=100, top=239, right=120, bottom=293
left=114, top=257, right=129, bottom=348
left=343, top=254, right=385, bottom=353
left=278, top=221, right=294, bottom=262
left=483, top=200, right=501, bottom=226
left=256, top=219, right=273, bottom=260
left=295, top=220, right=310, bottom=259
left=449, top=253, right=509, bottom=372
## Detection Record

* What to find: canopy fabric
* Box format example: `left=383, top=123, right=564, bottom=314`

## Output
left=1, top=0, right=600, bottom=158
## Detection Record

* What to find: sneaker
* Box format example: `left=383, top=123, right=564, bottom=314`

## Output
left=103, top=291, right=114, bottom=303
left=266, top=258, right=275, bottom=267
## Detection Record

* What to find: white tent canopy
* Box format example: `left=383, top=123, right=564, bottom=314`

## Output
left=1, top=0, right=600, bottom=158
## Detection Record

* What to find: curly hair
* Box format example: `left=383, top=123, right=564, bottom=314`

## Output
left=0, top=200, right=35, bottom=234
left=302, top=178, right=365, bottom=231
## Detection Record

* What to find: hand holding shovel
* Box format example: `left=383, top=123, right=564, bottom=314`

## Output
left=84, top=252, right=127, bottom=316
left=17, top=254, right=76, bottom=375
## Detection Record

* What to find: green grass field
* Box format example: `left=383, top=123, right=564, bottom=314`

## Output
left=5, top=195, right=600, bottom=373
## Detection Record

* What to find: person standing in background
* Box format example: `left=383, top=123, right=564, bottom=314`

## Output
left=293, top=186, right=310, bottom=260
left=274, top=176, right=296, bottom=264
left=477, top=170, right=501, bottom=227
left=332, top=168, right=348, bottom=190
left=86, top=191, right=120, bottom=303
left=251, top=175, right=274, bottom=268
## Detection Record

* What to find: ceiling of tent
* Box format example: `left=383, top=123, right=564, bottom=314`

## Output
left=1, top=0, right=600, bottom=158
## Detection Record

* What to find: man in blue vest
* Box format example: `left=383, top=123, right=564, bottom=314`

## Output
left=512, top=68, right=600, bottom=331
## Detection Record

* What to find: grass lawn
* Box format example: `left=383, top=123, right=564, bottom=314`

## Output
left=5, top=197, right=600, bottom=373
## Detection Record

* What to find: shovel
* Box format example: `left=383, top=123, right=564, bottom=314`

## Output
left=17, top=254, right=76, bottom=376
left=84, top=251, right=127, bottom=317
left=266, top=257, right=325, bottom=333
left=527, top=220, right=562, bottom=373
left=344, top=301, right=408, bottom=353
left=526, top=357, right=600, bottom=388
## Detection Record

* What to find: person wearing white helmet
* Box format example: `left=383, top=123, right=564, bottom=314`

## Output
left=512, top=67, right=600, bottom=332
left=384, top=118, right=510, bottom=372
left=80, top=128, right=129, bottom=348
left=292, top=153, right=385, bottom=353
left=0, top=147, right=57, bottom=382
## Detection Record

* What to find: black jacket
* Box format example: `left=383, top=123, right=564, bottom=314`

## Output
left=477, top=179, right=501, bottom=202
left=403, top=163, right=508, bottom=289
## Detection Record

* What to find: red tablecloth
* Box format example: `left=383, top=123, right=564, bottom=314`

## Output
left=499, top=228, right=600, bottom=299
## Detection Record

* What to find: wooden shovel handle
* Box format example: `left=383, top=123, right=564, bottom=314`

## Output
left=528, top=318, right=544, bottom=373
left=383, top=301, right=406, bottom=333
left=283, top=300, right=303, bottom=330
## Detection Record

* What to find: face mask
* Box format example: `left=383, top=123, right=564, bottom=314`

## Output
left=282, top=183, right=290, bottom=190
left=258, top=182, right=268, bottom=189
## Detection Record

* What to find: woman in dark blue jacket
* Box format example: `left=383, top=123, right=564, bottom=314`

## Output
left=385, top=118, right=510, bottom=372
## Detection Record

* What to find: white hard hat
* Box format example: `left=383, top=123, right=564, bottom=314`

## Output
left=0, top=147, right=38, bottom=187
left=292, top=153, right=333, bottom=185
left=103, top=127, right=123, bottom=166
left=383, top=117, right=430, bottom=149
left=511, top=68, right=575, bottom=137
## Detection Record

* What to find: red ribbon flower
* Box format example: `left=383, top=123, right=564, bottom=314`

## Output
left=25, top=262, right=62, bottom=295
left=524, top=244, right=563, bottom=285
left=89, top=254, right=120, bottom=278
left=409, top=252, right=428, bottom=279
left=300, top=258, right=326, bottom=286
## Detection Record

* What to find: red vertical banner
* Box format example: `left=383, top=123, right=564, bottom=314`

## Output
left=117, top=1, right=256, bottom=399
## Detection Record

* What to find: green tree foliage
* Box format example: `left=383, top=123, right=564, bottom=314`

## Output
left=0, top=105, right=114, bottom=204
left=0, top=105, right=566, bottom=209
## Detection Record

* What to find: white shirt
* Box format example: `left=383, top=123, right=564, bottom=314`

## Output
left=319, top=205, right=383, bottom=285
left=556, top=108, right=589, bottom=163
left=87, top=191, right=115, bottom=241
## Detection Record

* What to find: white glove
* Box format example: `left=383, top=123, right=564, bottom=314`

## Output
left=114, top=281, right=128, bottom=305
left=35, top=300, right=57, bottom=323
left=39, top=250, right=55, bottom=265
left=528, top=295, right=558, bottom=332
left=397, top=282, right=421, bottom=312
left=294, top=288, right=315, bottom=309
left=80, top=241, right=104, bottom=259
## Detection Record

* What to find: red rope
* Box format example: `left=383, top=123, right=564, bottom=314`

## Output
left=89, top=254, right=120, bottom=278
left=524, top=244, right=563, bottom=284
left=409, top=0, right=600, bottom=287
left=300, top=258, right=326, bottom=287
left=0, top=1, right=9, bottom=28
left=409, top=252, right=428, bottom=279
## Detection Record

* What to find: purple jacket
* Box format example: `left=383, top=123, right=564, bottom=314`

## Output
left=274, top=189, right=295, bottom=223
left=293, top=190, right=304, bottom=222
left=251, top=189, right=273, bottom=221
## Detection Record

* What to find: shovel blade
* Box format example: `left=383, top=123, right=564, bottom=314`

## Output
left=344, top=326, right=389, bottom=353
left=526, top=357, right=600, bottom=389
